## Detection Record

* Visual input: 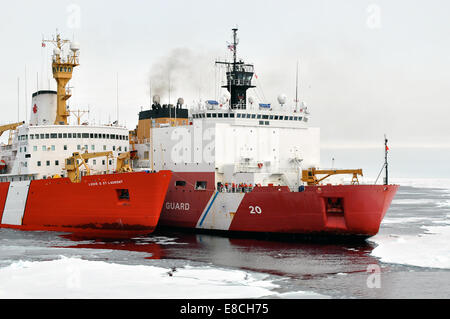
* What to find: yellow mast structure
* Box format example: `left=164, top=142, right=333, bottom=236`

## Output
left=69, top=109, right=89, bottom=125
left=42, top=33, right=80, bottom=125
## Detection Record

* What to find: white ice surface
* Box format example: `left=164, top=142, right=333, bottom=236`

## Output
left=0, top=257, right=325, bottom=299
left=370, top=225, right=450, bottom=269
left=390, top=178, right=450, bottom=191
left=370, top=178, right=450, bottom=269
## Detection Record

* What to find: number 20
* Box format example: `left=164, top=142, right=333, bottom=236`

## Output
left=249, top=205, right=262, bottom=214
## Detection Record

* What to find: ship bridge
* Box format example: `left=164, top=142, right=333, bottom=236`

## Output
left=191, top=108, right=309, bottom=129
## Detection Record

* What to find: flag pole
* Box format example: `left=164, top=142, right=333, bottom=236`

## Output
left=384, top=135, right=389, bottom=185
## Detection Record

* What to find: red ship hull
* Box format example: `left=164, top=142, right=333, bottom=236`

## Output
left=0, top=170, right=172, bottom=237
left=158, top=172, right=398, bottom=238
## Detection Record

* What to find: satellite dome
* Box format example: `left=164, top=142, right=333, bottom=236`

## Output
left=70, top=42, right=80, bottom=52
left=277, top=94, right=287, bottom=105
left=53, top=48, right=61, bottom=56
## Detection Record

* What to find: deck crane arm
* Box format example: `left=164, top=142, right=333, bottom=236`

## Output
left=64, top=151, right=113, bottom=183
left=302, top=168, right=363, bottom=186
left=0, top=121, right=25, bottom=138
left=116, top=150, right=136, bottom=173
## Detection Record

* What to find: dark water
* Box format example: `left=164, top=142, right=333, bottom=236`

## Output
left=0, top=184, right=449, bottom=299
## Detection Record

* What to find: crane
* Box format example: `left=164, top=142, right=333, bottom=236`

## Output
left=64, top=151, right=113, bottom=183
left=0, top=121, right=25, bottom=144
left=302, top=168, right=363, bottom=186
left=116, top=150, right=137, bottom=173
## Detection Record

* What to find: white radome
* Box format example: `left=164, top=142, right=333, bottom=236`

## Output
left=70, top=42, right=80, bottom=52
left=277, top=94, right=287, bottom=105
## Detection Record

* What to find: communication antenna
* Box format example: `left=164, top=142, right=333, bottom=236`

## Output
left=70, top=109, right=90, bottom=125
left=24, top=65, right=28, bottom=123
left=149, top=80, right=152, bottom=107
left=116, top=72, right=119, bottom=126
left=295, top=60, right=299, bottom=109
left=384, top=135, right=389, bottom=185
left=17, top=78, right=20, bottom=122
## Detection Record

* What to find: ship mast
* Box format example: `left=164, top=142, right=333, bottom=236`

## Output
left=216, top=28, right=255, bottom=109
left=42, top=32, right=80, bottom=125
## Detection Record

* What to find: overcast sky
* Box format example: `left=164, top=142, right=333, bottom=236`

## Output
left=0, top=0, right=449, bottom=149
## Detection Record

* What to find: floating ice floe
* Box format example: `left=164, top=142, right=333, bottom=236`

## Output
left=0, top=256, right=326, bottom=299
left=370, top=225, right=450, bottom=269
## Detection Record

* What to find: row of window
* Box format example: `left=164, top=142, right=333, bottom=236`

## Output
left=20, top=145, right=127, bottom=153
left=193, top=112, right=306, bottom=122
left=36, top=159, right=113, bottom=167
left=53, top=67, right=72, bottom=73
left=18, top=133, right=129, bottom=141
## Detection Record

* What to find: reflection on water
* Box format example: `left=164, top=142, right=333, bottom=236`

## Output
left=59, top=230, right=380, bottom=280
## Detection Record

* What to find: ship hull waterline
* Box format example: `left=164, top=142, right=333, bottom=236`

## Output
left=0, top=170, right=172, bottom=238
left=157, top=173, right=399, bottom=239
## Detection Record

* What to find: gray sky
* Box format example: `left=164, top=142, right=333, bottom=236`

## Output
left=1, top=0, right=449, bottom=149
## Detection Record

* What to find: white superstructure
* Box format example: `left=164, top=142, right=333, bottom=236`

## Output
left=134, top=104, right=320, bottom=191
left=1, top=91, right=130, bottom=182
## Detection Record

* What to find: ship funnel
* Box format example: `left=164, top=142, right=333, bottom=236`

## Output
left=29, top=90, right=58, bottom=126
left=177, top=97, right=184, bottom=108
